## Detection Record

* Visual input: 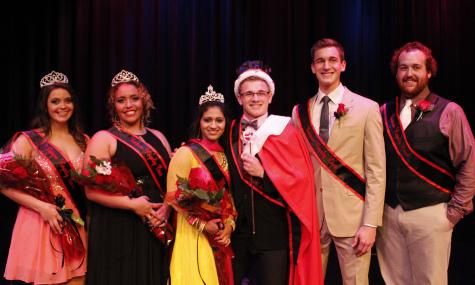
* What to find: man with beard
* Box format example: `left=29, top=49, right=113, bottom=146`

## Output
left=377, top=41, right=475, bottom=285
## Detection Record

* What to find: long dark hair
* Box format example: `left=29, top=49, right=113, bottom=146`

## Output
left=30, top=83, right=87, bottom=151
left=189, top=101, right=230, bottom=149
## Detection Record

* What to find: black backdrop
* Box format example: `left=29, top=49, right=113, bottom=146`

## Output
left=2, top=0, right=474, bottom=284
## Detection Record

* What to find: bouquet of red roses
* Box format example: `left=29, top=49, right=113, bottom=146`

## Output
left=74, top=156, right=174, bottom=246
left=73, top=155, right=138, bottom=196
left=167, top=166, right=235, bottom=224
left=0, top=152, right=85, bottom=262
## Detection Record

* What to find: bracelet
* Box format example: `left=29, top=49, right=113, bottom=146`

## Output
left=198, top=220, right=206, bottom=233
left=225, top=219, right=236, bottom=232
left=187, top=215, right=206, bottom=232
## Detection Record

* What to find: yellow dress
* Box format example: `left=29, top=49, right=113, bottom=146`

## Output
left=167, top=146, right=224, bottom=285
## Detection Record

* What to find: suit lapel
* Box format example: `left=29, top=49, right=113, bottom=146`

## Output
left=328, top=87, right=354, bottom=146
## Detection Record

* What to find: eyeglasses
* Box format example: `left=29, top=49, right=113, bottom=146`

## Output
left=240, top=91, right=270, bottom=98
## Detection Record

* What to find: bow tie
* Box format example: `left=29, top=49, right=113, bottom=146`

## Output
left=241, top=119, right=258, bottom=130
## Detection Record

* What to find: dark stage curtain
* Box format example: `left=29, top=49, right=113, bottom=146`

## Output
left=2, top=0, right=474, bottom=284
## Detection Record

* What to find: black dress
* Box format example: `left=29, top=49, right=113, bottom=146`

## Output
left=87, top=131, right=170, bottom=285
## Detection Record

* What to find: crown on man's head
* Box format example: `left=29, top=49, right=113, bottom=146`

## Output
left=236, top=60, right=272, bottom=76
left=111, top=70, right=140, bottom=87
left=40, top=71, right=69, bottom=88
left=199, top=85, right=224, bottom=105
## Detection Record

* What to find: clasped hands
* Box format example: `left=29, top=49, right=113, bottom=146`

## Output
left=205, top=218, right=232, bottom=247
left=130, top=195, right=170, bottom=227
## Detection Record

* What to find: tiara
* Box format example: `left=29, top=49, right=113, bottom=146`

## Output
left=111, top=70, right=140, bottom=87
left=40, top=71, right=69, bottom=88
left=199, top=85, right=224, bottom=105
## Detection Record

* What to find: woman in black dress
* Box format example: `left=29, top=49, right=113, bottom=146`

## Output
left=84, top=70, right=172, bottom=285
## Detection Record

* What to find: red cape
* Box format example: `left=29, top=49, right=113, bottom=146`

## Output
left=259, top=123, right=323, bottom=285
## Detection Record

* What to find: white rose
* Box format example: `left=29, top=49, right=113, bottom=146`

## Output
left=95, top=161, right=112, bottom=175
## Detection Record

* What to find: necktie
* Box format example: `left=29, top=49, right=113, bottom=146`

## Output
left=400, top=99, right=412, bottom=130
left=319, top=96, right=331, bottom=143
left=241, top=119, right=258, bottom=130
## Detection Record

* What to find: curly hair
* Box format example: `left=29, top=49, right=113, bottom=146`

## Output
left=390, top=41, right=438, bottom=76
left=107, top=81, right=155, bottom=126
left=30, top=83, right=87, bottom=151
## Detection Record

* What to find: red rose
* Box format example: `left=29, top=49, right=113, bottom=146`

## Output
left=415, top=100, right=434, bottom=121
left=334, top=103, right=348, bottom=120
left=188, top=167, right=210, bottom=189
left=11, top=166, right=28, bottom=179
left=337, top=103, right=346, bottom=113
left=418, top=100, right=433, bottom=112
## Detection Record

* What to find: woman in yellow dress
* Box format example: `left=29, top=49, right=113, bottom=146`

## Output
left=166, top=85, right=236, bottom=285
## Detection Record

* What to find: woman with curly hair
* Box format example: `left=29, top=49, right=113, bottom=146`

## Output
left=85, top=70, right=172, bottom=285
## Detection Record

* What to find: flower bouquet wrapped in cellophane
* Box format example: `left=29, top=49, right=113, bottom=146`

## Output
left=73, top=155, right=174, bottom=246
left=0, top=152, right=85, bottom=264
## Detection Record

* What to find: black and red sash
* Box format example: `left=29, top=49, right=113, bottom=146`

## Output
left=107, top=126, right=170, bottom=195
left=229, top=119, right=285, bottom=207
left=297, top=101, right=366, bottom=200
left=382, top=98, right=455, bottom=194
left=22, top=130, right=87, bottom=218
left=187, top=141, right=229, bottom=190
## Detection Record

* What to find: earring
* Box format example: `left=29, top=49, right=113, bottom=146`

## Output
left=113, top=113, right=121, bottom=127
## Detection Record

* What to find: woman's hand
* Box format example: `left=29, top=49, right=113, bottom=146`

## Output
left=38, top=201, right=63, bottom=234
left=151, top=203, right=171, bottom=227
left=215, top=224, right=233, bottom=247
left=130, top=195, right=161, bottom=219
left=204, top=218, right=223, bottom=235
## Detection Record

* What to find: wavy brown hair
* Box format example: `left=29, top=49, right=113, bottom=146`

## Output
left=107, top=81, right=155, bottom=126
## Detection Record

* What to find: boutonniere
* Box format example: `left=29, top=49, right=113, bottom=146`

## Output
left=415, top=100, right=434, bottom=121
left=334, top=103, right=349, bottom=125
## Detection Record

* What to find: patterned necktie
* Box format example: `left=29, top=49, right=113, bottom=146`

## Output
left=241, top=119, right=258, bottom=130
left=400, top=98, right=412, bottom=130
left=319, top=96, right=331, bottom=143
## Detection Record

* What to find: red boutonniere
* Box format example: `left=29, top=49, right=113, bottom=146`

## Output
left=334, top=103, right=349, bottom=125
left=415, top=100, right=434, bottom=121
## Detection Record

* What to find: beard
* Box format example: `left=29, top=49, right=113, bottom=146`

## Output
left=397, top=76, right=429, bottom=97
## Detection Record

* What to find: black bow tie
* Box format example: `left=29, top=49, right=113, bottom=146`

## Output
left=241, top=119, right=258, bottom=130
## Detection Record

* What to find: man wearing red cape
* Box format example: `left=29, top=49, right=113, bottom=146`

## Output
left=227, top=60, right=323, bottom=285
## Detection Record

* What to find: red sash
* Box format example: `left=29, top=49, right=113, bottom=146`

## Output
left=382, top=98, right=454, bottom=193
left=22, top=130, right=87, bottom=218
left=296, top=101, right=366, bottom=200
left=107, top=126, right=170, bottom=195
left=228, top=119, right=285, bottom=207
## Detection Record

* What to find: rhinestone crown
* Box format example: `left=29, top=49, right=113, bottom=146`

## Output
left=199, top=85, right=224, bottom=105
left=40, top=71, right=69, bottom=88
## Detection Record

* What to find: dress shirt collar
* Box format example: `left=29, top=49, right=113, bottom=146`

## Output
left=317, top=83, right=344, bottom=105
